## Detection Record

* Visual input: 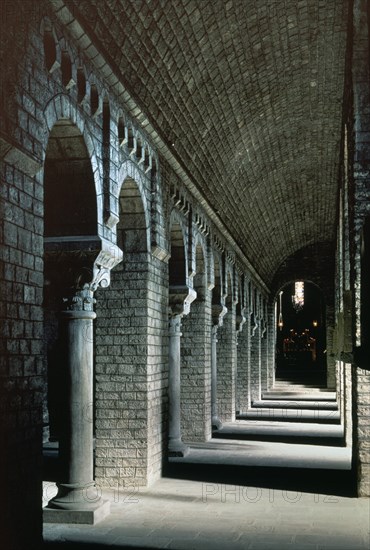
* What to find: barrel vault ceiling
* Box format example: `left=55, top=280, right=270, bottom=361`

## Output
left=64, top=0, right=349, bottom=286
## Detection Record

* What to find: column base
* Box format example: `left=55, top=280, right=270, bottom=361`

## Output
left=168, top=438, right=190, bottom=457
left=212, top=416, right=223, bottom=431
left=43, top=500, right=110, bottom=525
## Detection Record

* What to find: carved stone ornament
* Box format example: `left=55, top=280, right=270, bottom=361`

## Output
left=44, top=236, right=123, bottom=310
left=212, top=301, right=227, bottom=328
left=169, top=285, right=197, bottom=318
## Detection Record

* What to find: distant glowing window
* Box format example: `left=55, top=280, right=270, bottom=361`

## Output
left=292, top=281, right=304, bottom=311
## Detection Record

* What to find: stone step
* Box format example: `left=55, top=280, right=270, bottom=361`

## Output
left=214, top=419, right=344, bottom=446
left=213, top=418, right=344, bottom=444
left=170, top=434, right=351, bottom=471
left=238, top=408, right=341, bottom=423
left=262, top=391, right=336, bottom=401
left=252, top=399, right=338, bottom=410
left=272, top=382, right=327, bottom=391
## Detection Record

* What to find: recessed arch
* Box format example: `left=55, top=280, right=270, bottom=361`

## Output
left=42, top=96, right=103, bottom=227
left=193, top=239, right=206, bottom=297
left=225, top=269, right=233, bottom=308
left=169, top=214, right=187, bottom=286
left=275, top=280, right=327, bottom=382
left=44, top=120, right=97, bottom=237
left=116, top=176, right=148, bottom=254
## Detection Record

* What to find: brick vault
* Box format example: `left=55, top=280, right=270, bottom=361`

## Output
left=0, top=1, right=369, bottom=549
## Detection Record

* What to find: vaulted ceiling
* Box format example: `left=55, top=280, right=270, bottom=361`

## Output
left=66, top=0, right=349, bottom=286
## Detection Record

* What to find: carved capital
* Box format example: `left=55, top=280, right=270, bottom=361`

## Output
left=212, top=302, right=227, bottom=327
left=44, top=236, right=123, bottom=309
left=251, top=312, right=259, bottom=337
left=169, top=285, right=197, bottom=317
left=236, top=307, right=247, bottom=333
left=62, top=285, right=96, bottom=312
left=169, top=314, right=182, bottom=336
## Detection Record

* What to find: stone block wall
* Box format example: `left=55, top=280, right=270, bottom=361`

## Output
left=216, top=300, right=237, bottom=423
left=250, top=318, right=262, bottom=403
left=180, top=291, right=212, bottom=442
left=236, top=315, right=251, bottom=414
left=350, top=0, right=370, bottom=497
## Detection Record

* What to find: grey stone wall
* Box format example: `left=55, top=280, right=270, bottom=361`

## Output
left=236, top=314, right=251, bottom=414
left=351, top=0, right=370, bottom=497
left=217, top=296, right=237, bottom=423
left=181, top=288, right=212, bottom=442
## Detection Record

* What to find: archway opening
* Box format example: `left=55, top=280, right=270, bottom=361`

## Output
left=94, top=175, right=150, bottom=488
left=275, top=281, right=327, bottom=385
left=169, top=222, right=186, bottom=286
left=43, top=120, right=97, bottom=476
left=116, top=177, right=147, bottom=254
left=44, top=120, right=97, bottom=237
left=181, top=241, right=210, bottom=442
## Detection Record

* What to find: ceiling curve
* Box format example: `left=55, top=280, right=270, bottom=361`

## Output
left=67, top=0, right=349, bottom=286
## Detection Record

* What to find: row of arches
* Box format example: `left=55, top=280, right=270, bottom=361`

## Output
left=42, top=117, right=272, bottom=496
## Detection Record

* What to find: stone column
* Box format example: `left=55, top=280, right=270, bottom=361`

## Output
left=211, top=303, right=227, bottom=430
left=235, top=308, right=246, bottom=414
left=46, top=288, right=108, bottom=520
left=168, top=286, right=196, bottom=457
left=236, top=310, right=251, bottom=414
left=44, top=238, right=122, bottom=524
left=250, top=314, right=262, bottom=403
left=168, top=314, right=188, bottom=456
left=260, top=319, right=268, bottom=394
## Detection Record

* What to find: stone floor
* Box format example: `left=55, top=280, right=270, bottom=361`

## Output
left=43, top=475, right=370, bottom=550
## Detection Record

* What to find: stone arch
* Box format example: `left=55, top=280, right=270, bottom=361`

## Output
left=42, top=95, right=103, bottom=229
left=44, top=120, right=97, bottom=238
left=94, top=171, right=153, bottom=488
left=116, top=160, right=150, bottom=249
left=212, top=250, right=223, bottom=308
left=193, top=234, right=208, bottom=297
left=224, top=267, right=234, bottom=309
left=181, top=236, right=212, bottom=441
left=117, top=177, right=149, bottom=255
left=169, top=210, right=188, bottom=286
left=43, top=118, right=98, bottom=443
left=40, top=17, right=60, bottom=74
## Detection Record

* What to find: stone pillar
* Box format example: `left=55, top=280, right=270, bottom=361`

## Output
left=43, top=238, right=122, bottom=524
left=180, top=281, right=212, bottom=442
left=46, top=289, right=109, bottom=520
left=235, top=308, right=246, bottom=414
left=211, top=303, right=227, bottom=430
left=266, top=304, right=276, bottom=391
left=326, top=304, right=336, bottom=389
left=250, top=314, right=262, bottom=403
left=217, top=301, right=237, bottom=423
left=260, top=319, right=268, bottom=394
left=236, top=310, right=251, bottom=414
left=168, top=314, right=188, bottom=456
left=211, top=326, right=222, bottom=430
left=168, top=286, right=196, bottom=456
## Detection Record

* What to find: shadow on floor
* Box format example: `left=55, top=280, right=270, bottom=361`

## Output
left=164, top=462, right=357, bottom=497
left=44, top=543, right=156, bottom=550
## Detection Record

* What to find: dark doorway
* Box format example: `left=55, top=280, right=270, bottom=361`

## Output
left=275, top=281, right=327, bottom=387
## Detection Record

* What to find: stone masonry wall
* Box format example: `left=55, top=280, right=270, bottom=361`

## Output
left=236, top=314, right=251, bottom=414
left=351, top=0, right=370, bottom=497
left=250, top=321, right=262, bottom=403
left=181, top=289, right=212, bottom=442
left=217, top=299, right=237, bottom=423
